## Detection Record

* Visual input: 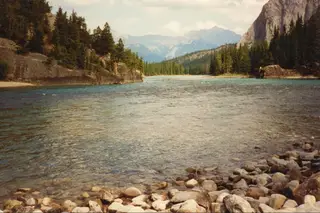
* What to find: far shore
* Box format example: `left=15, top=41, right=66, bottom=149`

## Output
left=0, top=81, right=36, bottom=88
left=1, top=74, right=319, bottom=89
left=146, top=74, right=319, bottom=80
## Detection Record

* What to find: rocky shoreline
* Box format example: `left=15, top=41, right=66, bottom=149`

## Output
left=1, top=142, right=319, bottom=213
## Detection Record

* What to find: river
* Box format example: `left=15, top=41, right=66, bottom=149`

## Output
left=0, top=76, right=319, bottom=199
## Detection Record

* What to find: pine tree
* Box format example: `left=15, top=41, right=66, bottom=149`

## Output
left=114, top=38, right=125, bottom=62
left=239, top=44, right=251, bottom=74
left=96, top=22, right=115, bottom=56
left=27, top=25, right=44, bottom=53
left=209, top=52, right=216, bottom=75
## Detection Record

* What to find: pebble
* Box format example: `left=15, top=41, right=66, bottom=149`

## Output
left=259, top=203, right=276, bottom=213
left=108, top=202, right=124, bottom=213
left=233, top=168, right=248, bottom=176
left=32, top=191, right=41, bottom=196
left=88, top=200, right=102, bottom=213
left=201, top=180, right=217, bottom=191
left=246, top=187, right=266, bottom=199
left=283, top=199, right=298, bottom=208
left=269, top=194, right=287, bottom=210
left=234, top=179, right=249, bottom=190
left=155, top=181, right=168, bottom=190
left=224, top=195, right=255, bottom=213
left=42, top=197, right=51, bottom=206
left=151, top=200, right=170, bottom=211
left=304, top=195, right=316, bottom=205
left=258, top=197, right=270, bottom=204
left=101, top=190, right=114, bottom=203
left=216, top=192, right=230, bottom=203
left=185, top=179, right=198, bottom=188
left=151, top=193, right=165, bottom=201
left=81, top=192, right=90, bottom=198
left=63, top=200, right=77, bottom=212
left=128, top=206, right=145, bottom=213
left=132, top=194, right=148, bottom=202
left=91, top=186, right=101, bottom=192
left=114, top=198, right=123, bottom=203
left=176, top=199, right=199, bottom=213
left=243, top=162, right=257, bottom=172
left=255, top=173, right=272, bottom=186
left=26, top=197, right=36, bottom=206
left=4, top=200, right=22, bottom=210
left=211, top=203, right=223, bottom=213
left=124, top=187, right=142, bottom=197
left=72, top=207, right=90, bottom=213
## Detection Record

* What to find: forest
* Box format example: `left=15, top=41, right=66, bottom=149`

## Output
left=143, top=62, right=186, bottom=76
left=0, top=0, right=143, bottom=74
left=209, top=8, right=320, bottom=76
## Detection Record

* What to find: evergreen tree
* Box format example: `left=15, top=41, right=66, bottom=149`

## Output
left=95, top=22, right=115, bottom=56
left=27, top=26, right=44, bottom=53
left=114, top=38, right=125, bottom=62
left=239, top=45, right=251, bottom=74
left=209, top=52, right=216, bottom=75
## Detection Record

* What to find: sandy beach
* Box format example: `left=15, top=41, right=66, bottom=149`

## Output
left=0, top=81, right=35, bottom=88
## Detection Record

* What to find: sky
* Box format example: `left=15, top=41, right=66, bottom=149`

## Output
left=49, top=0, right=269, bottom=37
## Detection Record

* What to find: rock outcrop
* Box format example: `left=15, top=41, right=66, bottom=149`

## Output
left=238, top=0, right=320, bottom=46
left=0, top=38, right=143, bottom=85
left=260, top=65, right=301, bottom=78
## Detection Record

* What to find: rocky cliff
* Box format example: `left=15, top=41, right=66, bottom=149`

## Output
left=238, top=0, right=320, bottom=46
left=0, top=38, right=143, bottom=85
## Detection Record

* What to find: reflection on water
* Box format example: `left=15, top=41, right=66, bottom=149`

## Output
left=0, top=76, right=319, bottom=199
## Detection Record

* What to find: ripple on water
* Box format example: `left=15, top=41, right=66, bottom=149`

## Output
left=0, top=76, right=319, bottom=199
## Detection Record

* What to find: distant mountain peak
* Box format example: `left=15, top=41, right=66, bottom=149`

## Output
left=125, top=27, right=241, bottom=62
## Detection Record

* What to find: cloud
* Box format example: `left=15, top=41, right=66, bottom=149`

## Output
left=162, top=20, right=228, bottom=36
left=63, top=0, right=101, bottom=5
left=48, top=0, right=269, bottom=36
left=163, top=21, right=182, bottom=34
left=128, top=0, right=249, bottom=9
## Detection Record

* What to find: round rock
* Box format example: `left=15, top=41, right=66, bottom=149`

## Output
left=201, top=180, right=217, bottom=191
left=185, top=179, right=198, bottom=188
left=246, top=187, right=266, bottom=199
left=124, top=187, right=142, bottom=197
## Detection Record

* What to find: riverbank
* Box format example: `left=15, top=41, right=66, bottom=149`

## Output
left=1, top=142, right=319, bottom=213
left=211, top=73, right=250, bottom=78
left=0, top=79, right=144, bottom=88
left=146, top=74, right=319, bottom=79
left=0, top=81, right=36, bottom=88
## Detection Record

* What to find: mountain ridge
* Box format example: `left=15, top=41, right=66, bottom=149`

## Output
left=120, top=27, right=241, bottom=62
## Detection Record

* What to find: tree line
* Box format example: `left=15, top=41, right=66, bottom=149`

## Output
left=269, top=9, right=320, bottom=73
left=0, top=0, right=143, bottom=73
left=143, top=62, right=186, bottom=76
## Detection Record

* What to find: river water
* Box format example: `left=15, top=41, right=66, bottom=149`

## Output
left=0, top=76, right=319, bottom=199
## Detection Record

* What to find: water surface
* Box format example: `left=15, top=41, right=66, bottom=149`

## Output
left=0, top=76, right=319, bottom=199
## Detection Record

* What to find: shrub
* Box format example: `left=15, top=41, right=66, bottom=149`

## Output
left=0, top=61, right=8, bottom=80
left=16, top=47, right=30, bottom=55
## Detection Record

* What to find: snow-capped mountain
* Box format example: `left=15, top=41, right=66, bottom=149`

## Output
left=122, top=27, right=241, bottom=62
